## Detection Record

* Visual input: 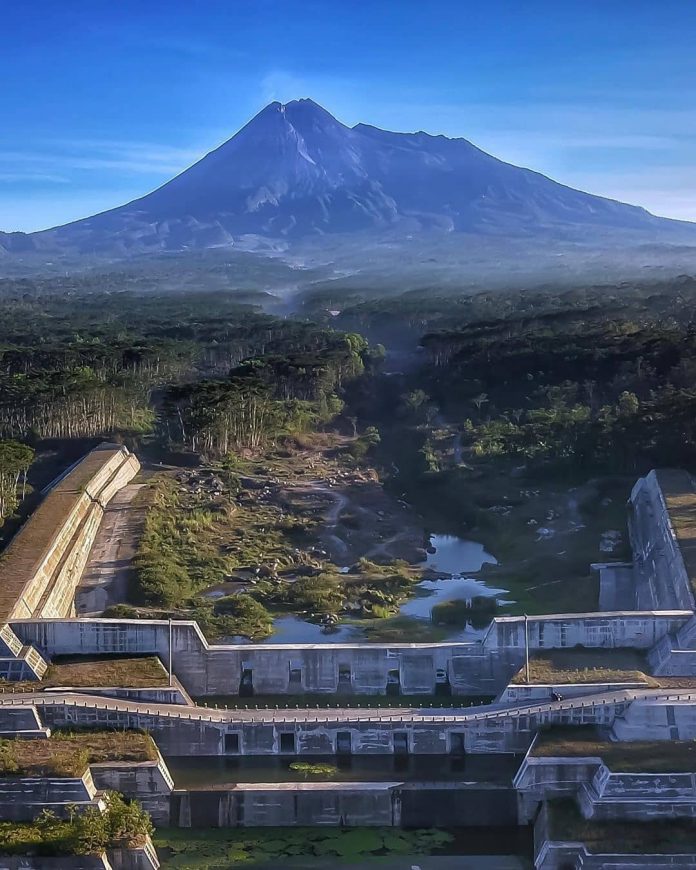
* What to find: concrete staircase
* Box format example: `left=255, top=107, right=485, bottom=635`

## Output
left=0, top=625, right=47, bottom=680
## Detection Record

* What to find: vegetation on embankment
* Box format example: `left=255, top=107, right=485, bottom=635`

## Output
left=0, top=655, right=168, bottom=692
left=510, top=649, right=655, bottom=686
left=0, top=792, right=152, bottom=856
left=0, top=731, right=158, bottom=777
left=547, top=797, right=696, bottom=852
left=534, top=727, right=696, bottom=772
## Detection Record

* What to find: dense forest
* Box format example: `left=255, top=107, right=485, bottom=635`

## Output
left=4, top=277, right=696, bottom=625
left=0, top=291, right=377, bottom=448
left=325, top=277, right=696, bottom=475
left=4, top=278, right=696, bottom=494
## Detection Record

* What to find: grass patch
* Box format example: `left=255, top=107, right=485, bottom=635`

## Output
left=510, top=649, right=655, bottom=686
left=548, top=798, right=696, bottom=853
left=0, top=731, right=157, bottom=777
left=154, top=827, right=454, bottom=868
left=534, top=726, right=696, bottom=772
left=0, top=655, right=168, bottom=692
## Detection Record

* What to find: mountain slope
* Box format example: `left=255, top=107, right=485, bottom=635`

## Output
left=14, top=99, right=696, bottom=254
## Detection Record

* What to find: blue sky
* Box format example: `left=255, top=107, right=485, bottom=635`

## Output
left=2, top=0, right=696, bottom=232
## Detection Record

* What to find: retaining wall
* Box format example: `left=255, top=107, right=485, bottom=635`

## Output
left=0, top=444, right=139, bottom=624
left=629, top=470, right=695, bottom=612
left=0, top=770, right=98, bottom=820
left=12, top=612, right=690, bottom=699
left=90, top=757, right=173, bottom=826
left=170, top=780, right=518, bottom=828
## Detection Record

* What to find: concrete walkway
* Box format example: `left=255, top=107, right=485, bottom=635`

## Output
left=2, top=686, right=695, bottom=725
left=75, top=483, right=146, bottom=616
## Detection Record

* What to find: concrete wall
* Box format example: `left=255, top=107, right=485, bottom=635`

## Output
left=515, top=754, right=602, bottom=824
left=0, top=771, right=98, bottom=820
left=519, top=748, right=696, bottom=827
left=499, top=682, right=648, bottom=705
left=4, top=445, right=139, bottom=622
left=629, top=470, right=695, bottom=612
left=12, top=618, right=522, bottom=697
left=29, top=691, right=623, bottom=757
left=170, top=781, right=518, bottom=828
left=485, top=611, right=689, bottom=651
left=13, top=612, right=690, bottom=700
left=35, top=452, right=140, bottom=621
left=611, top=698, right=696, bottom=741
left=0, top=858, right=111, bottom=869
left=90, top=758, right=173, bottom=826
left=4, top=445, right=139, bottom=619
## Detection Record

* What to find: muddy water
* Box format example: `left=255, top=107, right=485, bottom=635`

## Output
left=397, top=535, right=506, bottom=637
left=400, top=577, right=507, bottom=619
left=424, top=534, right=497, bottom=574
left=256, top=534, right=504, bottom=644
left=262, top=615, right=359, bottom=644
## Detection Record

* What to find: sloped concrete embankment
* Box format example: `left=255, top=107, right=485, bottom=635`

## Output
left=0, top=445, right=139, bottom=680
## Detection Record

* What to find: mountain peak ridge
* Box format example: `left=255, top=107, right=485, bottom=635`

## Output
left=4, top=97, right=694, bottom=254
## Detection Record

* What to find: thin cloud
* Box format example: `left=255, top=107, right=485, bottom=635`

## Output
left=0, top=171, right=69, bottom=184
left=0, top=139, right=209, bottom=177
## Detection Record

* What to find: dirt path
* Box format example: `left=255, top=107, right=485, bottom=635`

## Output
left=75, top=483, right=147, bottom=616
left=282, top=469, right=424, bottom=566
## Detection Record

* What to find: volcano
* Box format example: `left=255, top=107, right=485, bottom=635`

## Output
left=11, top=98, right=696, bottom=255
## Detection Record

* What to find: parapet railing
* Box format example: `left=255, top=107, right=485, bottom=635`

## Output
left=0, top=688, right=692, bottom=727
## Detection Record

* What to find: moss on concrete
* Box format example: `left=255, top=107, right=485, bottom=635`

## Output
left=548, top=797, right=696, bottom=853
left=0, top=731, right=158, bottom=777
left=533, top=726, right=696, bottom=772
left=510, top=648, right=655, bottom=686
left=0, top=655, right=168, bottom=692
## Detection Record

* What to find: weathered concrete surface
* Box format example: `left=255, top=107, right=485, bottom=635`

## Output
left=0, top=444, right=139, bottom=622
left=90, top=757, right=173, bottom=826
left=0, top=770, right=98, bottom=820
left=0, top=705, right=49, bottom=737
left=76, top=483, right=146, bottom=617
left=0, top=686, right=681, bottom=757
left=498, top=682, right=649, bottom=705
left=0, top=858, right=112, bottom=869
left=597, top=562, right=636, bottom=612
left=629, top=469, right=696, bottom=612
left=170, top=780, right=518, bottom=828
left=12, top=613, right=690, bottom=700
left=108, top=838, right=160, bottom=870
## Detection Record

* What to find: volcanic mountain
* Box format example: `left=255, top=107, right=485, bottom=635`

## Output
left=9, top=99, right=696, bottom=255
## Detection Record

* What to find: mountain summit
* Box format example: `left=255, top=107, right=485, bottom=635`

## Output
left=12, top=99, right=696, bottom=255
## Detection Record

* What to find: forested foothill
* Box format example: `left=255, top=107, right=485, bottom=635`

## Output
left=3, top=275, right=696, bottom=636
left=320, top=277, right=696, bottom=613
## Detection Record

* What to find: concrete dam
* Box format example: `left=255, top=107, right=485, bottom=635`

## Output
left=2, top=446, right=696, bottom=866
